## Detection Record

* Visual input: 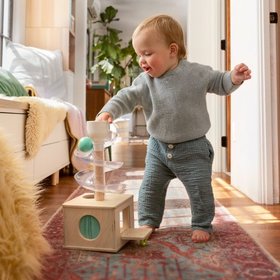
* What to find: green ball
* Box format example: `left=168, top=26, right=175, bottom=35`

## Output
left=78, top=137, right=93, bottom=152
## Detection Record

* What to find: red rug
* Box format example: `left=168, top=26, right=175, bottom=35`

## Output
left=41, top=168, right=280, bottom=280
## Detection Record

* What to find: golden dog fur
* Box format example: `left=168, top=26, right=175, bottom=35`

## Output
left=0, top=129, right=52, bottom=279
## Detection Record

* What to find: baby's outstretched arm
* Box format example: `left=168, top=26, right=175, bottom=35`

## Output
left=231, top=63, right=252, bottom=85
left=96, top=112, right=113, bottom=123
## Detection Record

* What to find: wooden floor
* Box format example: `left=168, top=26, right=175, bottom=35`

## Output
left=39, top=140, right=280, bottom=263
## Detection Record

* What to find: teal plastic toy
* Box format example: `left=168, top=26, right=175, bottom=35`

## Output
left=78, top=137, right=94, bottom=152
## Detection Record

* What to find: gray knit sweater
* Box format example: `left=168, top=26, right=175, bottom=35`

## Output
left=99, top=59, right=240, bottom=143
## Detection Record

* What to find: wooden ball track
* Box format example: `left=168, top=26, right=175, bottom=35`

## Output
left=63, top=121, right=152, bottom=252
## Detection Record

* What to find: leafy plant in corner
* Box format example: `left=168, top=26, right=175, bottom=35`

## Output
left=91, top=6, right=140, bottom=95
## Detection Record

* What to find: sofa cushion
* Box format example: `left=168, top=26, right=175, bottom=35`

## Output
left=0, top=68, right=28, bottom=96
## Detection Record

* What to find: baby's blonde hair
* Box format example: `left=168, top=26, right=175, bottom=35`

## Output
left=132, top=15, right=187, bottom=60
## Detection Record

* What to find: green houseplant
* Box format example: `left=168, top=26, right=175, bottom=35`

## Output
left=91, top=6, right=139, bottom=95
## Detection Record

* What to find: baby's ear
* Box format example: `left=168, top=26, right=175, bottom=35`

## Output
left=170, top=43, right=179, bottom=57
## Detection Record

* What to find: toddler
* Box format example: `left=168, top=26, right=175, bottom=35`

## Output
left=97, top=14, right=251, bottom=242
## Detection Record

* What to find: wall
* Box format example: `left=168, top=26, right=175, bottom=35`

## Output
left=231, top=0, right=275, bottom=203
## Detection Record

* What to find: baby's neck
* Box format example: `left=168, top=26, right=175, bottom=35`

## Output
left=164, top=58, right=180, bottom=75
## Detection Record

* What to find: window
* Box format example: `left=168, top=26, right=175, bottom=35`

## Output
left=0, top=0, right=13, bottom=66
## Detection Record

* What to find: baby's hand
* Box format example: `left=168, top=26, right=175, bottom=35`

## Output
left=96, top=112, right=113, bottom=123
left=231, top=63, right=252, bottom=85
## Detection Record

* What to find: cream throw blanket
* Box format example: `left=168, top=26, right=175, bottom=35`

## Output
left=52, top=98, right=87, bottom=170
left=15, top=96, right=68, bottom=158
left=0, top=128, right=52, bottom=280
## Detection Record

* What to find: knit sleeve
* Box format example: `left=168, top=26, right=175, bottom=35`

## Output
left=97, top=74, right=147, bottom=120
left=207, top=69, right=241, bottom=96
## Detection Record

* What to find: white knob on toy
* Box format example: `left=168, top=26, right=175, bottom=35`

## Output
left=87, top=121, right=110, bottom=146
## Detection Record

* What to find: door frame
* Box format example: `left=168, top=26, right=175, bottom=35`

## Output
left=271, top=0, right=280, bottom=202
left=225, top=0, right=231, bottom=172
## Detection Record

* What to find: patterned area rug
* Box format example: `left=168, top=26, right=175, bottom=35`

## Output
left=42, top=168, right=280, bottom=280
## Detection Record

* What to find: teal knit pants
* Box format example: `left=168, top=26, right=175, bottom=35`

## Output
left=138, top=136, right=215, bottom=232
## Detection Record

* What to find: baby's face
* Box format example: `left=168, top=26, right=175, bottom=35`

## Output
left=132, top=29, right=178, bottom=78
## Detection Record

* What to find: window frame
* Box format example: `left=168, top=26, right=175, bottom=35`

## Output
left=0, top=0, right=13, bottom=66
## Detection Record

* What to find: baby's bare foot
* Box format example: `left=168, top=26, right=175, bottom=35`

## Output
left=192, top=229, right=211, bottom=243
